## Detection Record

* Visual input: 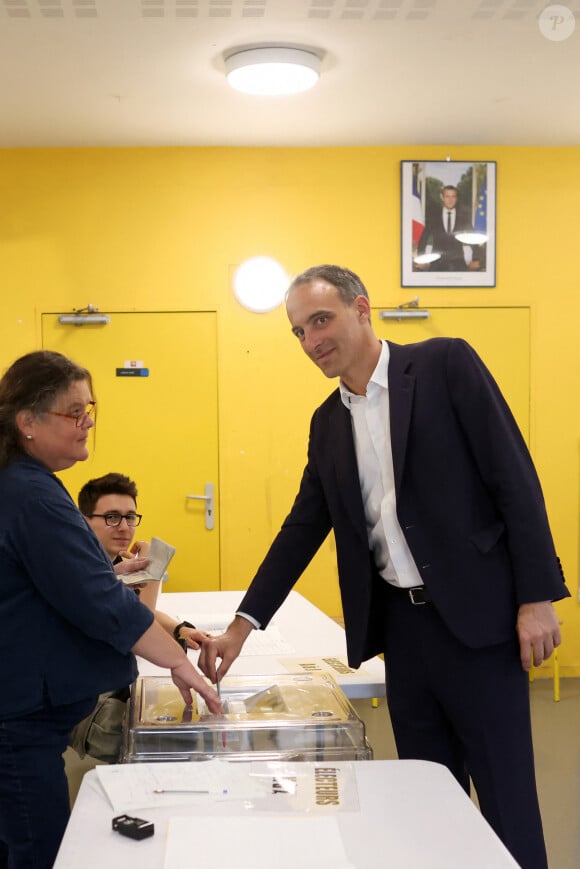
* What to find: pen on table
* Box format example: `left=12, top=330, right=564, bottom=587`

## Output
left=153, top=788, right=209, bottom=794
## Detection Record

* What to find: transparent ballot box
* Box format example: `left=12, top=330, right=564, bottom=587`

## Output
left=121, top=672, right=373, bottom=763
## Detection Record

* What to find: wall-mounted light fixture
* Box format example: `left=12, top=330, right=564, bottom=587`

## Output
left=233, top=257, right=289, bottom=313
left=58, top=304, right=110, bottom=326
left=224, top=46, right=321, bottom=96
left=380, top=309, right=430, bottom=321
left=379, top=297, right=430, bottom=321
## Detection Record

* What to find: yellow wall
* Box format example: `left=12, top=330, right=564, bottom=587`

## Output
left=1, top=145, right=578, bottom=675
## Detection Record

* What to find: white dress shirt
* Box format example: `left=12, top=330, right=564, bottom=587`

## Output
left=339, top=340, right=423, bottom=589
left=238, top=341, right=422, bottom=626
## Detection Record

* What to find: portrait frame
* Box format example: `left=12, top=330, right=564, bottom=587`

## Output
left=401, top=160, right=496, bottom=288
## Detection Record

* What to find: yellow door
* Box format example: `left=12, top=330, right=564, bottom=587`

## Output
left=42, top=312, right=219, bottom=591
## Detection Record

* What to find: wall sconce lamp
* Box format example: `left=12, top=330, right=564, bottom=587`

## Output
left=58, top=304, right=110, bottom=326
left=379, top=297, right=430, bottom=321
left=233, top=257, right=289, bottom=313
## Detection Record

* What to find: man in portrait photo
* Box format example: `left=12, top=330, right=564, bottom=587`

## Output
left=415, top=184, right=481, bottom=272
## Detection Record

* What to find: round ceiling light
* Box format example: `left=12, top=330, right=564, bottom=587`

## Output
left=225, top=47, right=321, bottom=96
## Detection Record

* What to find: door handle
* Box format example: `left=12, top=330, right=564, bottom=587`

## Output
left=186, top=483, right=214, bottom=530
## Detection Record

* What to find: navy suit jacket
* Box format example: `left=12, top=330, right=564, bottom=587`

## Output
left=240, top=338, right=568, bottom=668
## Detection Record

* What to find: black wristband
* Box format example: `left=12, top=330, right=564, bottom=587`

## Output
left=173, top=620, right=196, bottom=641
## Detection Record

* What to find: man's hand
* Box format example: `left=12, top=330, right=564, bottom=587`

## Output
left=197, top=615, right=254, bottom=684
left=516, top=601, right=561, bottom=672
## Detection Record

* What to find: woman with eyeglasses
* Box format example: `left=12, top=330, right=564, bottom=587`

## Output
left=0, top=351, right=222, bottom=869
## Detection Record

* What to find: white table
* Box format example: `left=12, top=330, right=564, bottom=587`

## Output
left=54, top=760, right=518, bottom=868
left=141, top=590, right=386, bottom=700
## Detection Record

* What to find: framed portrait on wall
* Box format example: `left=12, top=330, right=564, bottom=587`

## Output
left=401, top=160, right=496, bottom=288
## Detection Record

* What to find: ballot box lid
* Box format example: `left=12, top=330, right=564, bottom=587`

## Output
left=121, top=672, right=372, bottom=763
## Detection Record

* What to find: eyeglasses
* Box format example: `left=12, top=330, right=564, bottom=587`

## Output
left=46, top=401, right=96, bottom=428
left=88, top=512, right=143, bottom=527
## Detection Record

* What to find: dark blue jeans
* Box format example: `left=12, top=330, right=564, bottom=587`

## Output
left=0, top=696, right=95, bottom=869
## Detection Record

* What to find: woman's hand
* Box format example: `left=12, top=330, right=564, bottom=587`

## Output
left=113, top=557, right=149, bottom=577
left=170, top=657, right=223, bottom=713
left=115, top=540, right=151, bottom=583
left=132, top=620, right=223, bottom=714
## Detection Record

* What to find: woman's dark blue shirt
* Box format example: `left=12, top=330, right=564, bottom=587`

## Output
left=0, top=455, right=153, bottom=718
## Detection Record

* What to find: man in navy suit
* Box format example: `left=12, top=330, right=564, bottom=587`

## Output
left=199, top=265, right=568, bottom=869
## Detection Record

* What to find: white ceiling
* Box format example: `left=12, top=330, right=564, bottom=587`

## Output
left=0, top=0, right=579, bottom=147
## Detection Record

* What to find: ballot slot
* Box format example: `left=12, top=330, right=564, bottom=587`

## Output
left=121, top=672, right=373, bottom=764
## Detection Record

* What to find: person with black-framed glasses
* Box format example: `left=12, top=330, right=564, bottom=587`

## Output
left=78, top=472, right=205, bottom=649
left=67, top=472, right=207, bottom=768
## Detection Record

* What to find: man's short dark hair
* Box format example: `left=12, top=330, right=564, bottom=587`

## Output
left=78, top=472, right=138, bottom=516
left=287, top=265, right=369, bottom=305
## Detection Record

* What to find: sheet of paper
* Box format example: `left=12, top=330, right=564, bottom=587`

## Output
left=164, top=816, right=354, bottom=869
left=183, top=612, right=238, bottom=632
left=247, top=761, right=360, bottom=814
left=95, top=759, right=268, bottom=812
left=179, top=613, right=296, bottom=655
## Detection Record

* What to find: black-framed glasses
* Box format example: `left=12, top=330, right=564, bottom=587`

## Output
left=88, top=512, right=142, bottom=527
left=46, top=401, right=96, bottom=428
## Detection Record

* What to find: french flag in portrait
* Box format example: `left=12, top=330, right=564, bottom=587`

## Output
left=474, top=176, right=487, bottom=233
left=411, top=163, right=425, bottom=246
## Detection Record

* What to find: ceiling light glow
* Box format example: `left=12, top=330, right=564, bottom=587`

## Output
left=225, top=47, right=320, bottom=96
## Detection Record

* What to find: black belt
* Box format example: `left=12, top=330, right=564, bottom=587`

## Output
left=407, top=586, right=430, bottom=605
left=386, top=584, right=430, bottom=605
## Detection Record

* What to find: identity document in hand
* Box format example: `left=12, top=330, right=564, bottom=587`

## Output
left=118, top=537, right=176, bottom=586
